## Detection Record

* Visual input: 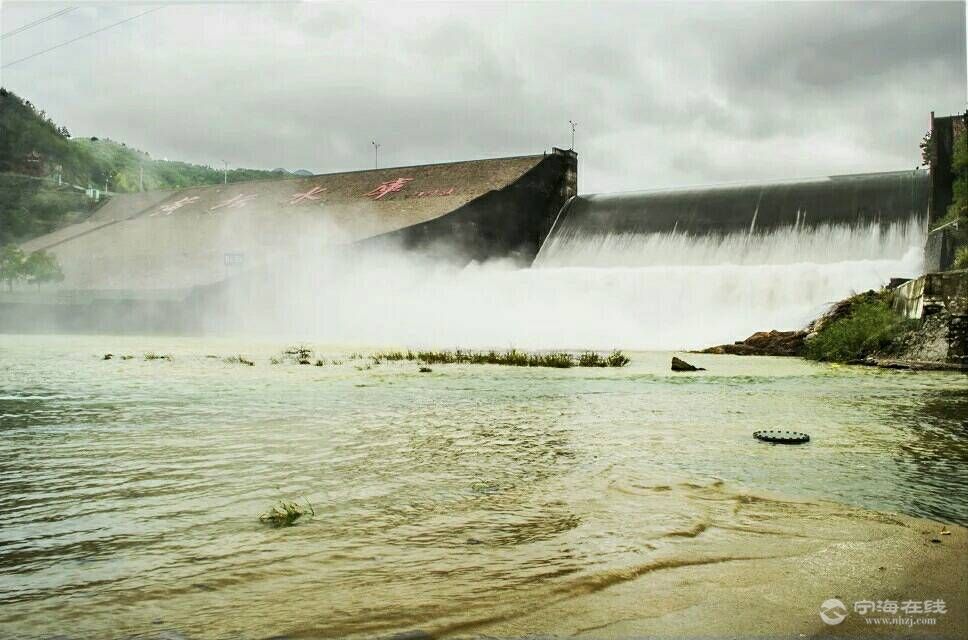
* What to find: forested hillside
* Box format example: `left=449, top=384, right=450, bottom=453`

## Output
left=0, top=88, right=288, bottom=244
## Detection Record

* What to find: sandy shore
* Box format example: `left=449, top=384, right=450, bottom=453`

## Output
left=429, top=492, right=967, bottom=639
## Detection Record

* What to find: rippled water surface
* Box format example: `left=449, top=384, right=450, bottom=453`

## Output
left=1, top=335, right=966, bottom=639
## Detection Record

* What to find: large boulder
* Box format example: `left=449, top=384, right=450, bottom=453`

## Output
left=700, top=330, right=806, bottom=356
left=671, top=356, right=705, bottom=371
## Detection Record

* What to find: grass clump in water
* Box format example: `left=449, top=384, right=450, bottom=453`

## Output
left=144, top=352, right=172, bottom=361
left=606, top=350, right=631, bottom=367
left=528, top=352, right=573, bottom=368
left=259, top=499, right=315, bottom=527
left=372, top=350, right=418, bottom=362
left=393, top=349, right=631, bottom=368
left=280, top=345, right=313, bottom=365
left=804, top=297, right=916, bottom=363
left=224, top=355, right=254, bottom=366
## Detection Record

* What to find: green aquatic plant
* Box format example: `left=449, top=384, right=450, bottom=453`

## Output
left=224, top=355, right=254, bottom=366
left=144, top=352, right=172, bottom=361
left=402, top=349, right=630, bottom=368
left=283, top=345, right=313, bottom=364
left=371, top=350, right=421, bottom=362
left=578, top=352, right=605, bottom=367
left=259, top=499, right=315, bottom=527
left=606, top=350, right=631, bottom=367
left=528, top=352, right=573, bottom=368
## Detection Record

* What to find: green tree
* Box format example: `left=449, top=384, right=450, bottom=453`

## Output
left=0, top=244, right=26, bottom=291
left=23, top=249, right=64, bottom=288
left=947, top=130, right=968, bottom=223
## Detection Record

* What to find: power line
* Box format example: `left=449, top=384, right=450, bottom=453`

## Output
left=2, top=6, right=163, bottom=69
left=1, top=6, right=76, bottom=40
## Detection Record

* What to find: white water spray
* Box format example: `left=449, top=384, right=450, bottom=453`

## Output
left=213, top=218, right=925, bottom=351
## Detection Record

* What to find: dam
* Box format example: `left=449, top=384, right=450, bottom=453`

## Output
left=537, top=169, right=929, bottom=266
left=1, top=153, right=932, bottom=346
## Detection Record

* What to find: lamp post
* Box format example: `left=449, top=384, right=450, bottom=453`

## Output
left=371, top=141, right=381, bottom=169
left=568, top=120, right=577, bottom=150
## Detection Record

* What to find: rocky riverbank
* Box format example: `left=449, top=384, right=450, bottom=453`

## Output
left=699, top=284, right=968, bottom=371
left=699, top=329, right=806, bottom=356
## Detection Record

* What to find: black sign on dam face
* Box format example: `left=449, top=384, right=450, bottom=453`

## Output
left=542, top=169, right=930, bottom=249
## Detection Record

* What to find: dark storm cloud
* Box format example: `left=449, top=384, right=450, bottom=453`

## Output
left=1, top=1, right=964, bottom=193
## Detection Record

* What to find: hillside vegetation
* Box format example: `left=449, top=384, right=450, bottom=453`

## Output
left=802, top=290, right=917, bottom=363
left=0, top=88, right=288, bottom=245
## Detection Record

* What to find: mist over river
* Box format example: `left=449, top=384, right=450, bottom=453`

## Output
left=1, top=335, right=966, bottom=638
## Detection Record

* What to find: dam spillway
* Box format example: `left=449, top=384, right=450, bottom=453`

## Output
left=537, top=169, right=930, bottom=267
left=524, top=169, right=930, bottom=348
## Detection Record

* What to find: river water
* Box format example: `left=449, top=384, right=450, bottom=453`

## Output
left=1, top=335, right=966, bottom=638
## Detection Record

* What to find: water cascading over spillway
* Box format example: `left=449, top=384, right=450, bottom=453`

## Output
left=208, top=170, right=930, bottom=351
left=532, top=170, right=930, bottom=348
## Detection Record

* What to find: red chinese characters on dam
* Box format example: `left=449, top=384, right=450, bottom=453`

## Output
left=364, top=179, right=456, bottom=200
left=289, top=185, right=327, bottom=205
left=209, top=193, right=257, bottom=212
left=365, top=177, right=414, bottom=200
left=151, top=196, right=200, bottom=216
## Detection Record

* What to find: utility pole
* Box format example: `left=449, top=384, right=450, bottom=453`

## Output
left=222, top=160, right=228, bottom=184
left=139, top=163, right=144, bottom=191
left=371, top=141, right=380, bottom=169
left=568, top=120, right=577, bottom=150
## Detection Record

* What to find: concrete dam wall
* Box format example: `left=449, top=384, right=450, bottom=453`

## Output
left=0, top=154, right=934, bottom=345
left=539, top=169, right=929, bottom=264
left=2, top=149, right=577, bottom=334
left=20, top=149, right=576, bottom=293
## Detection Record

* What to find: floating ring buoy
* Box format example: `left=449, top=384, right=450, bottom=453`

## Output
left=753, top=430, right=810, bottom=444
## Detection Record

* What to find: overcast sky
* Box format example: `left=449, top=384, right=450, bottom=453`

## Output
left=1, top=1, right=965, bottom=193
